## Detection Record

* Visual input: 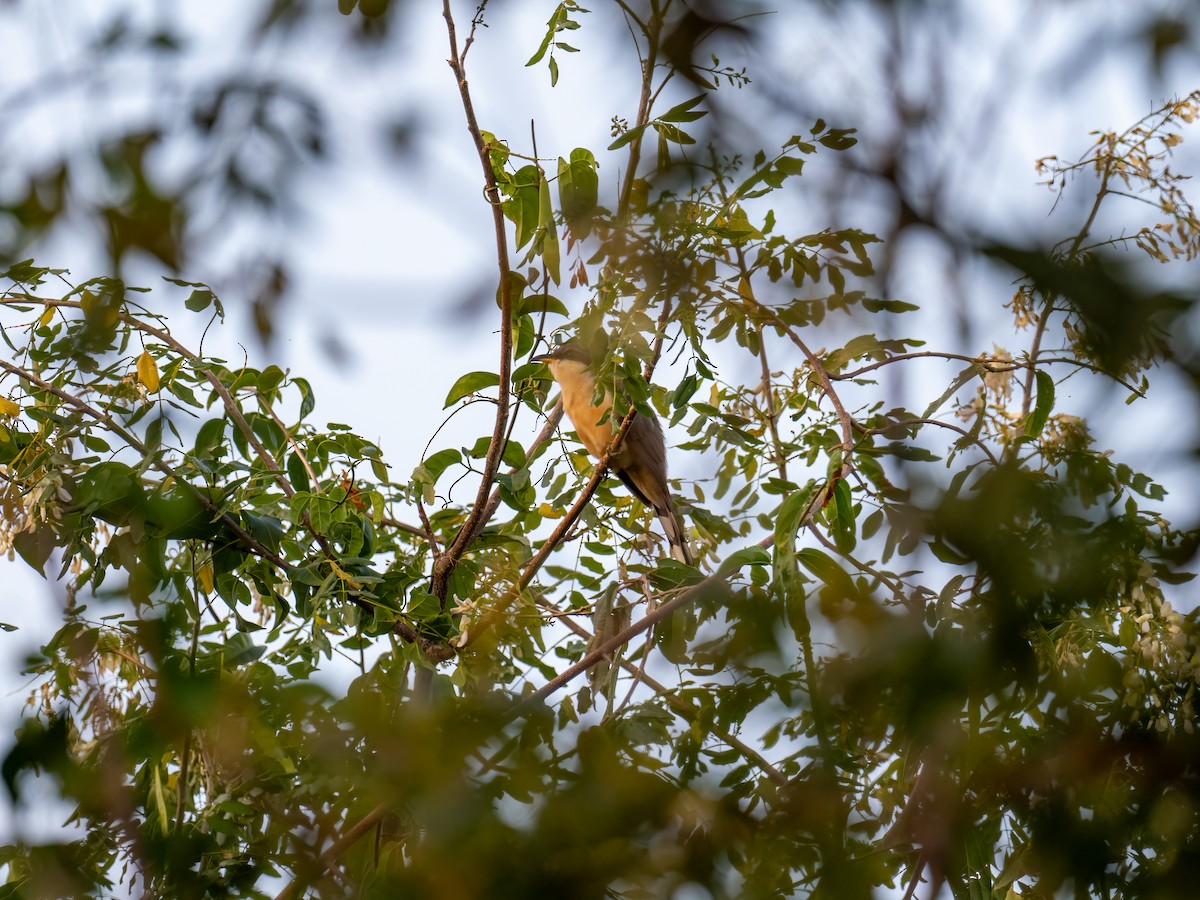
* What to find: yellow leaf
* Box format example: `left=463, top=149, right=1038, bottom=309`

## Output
left=152, top=765, right=170, bottom=833
left=328, top=559, right=362, bottom=590
left=137, top=351, right=160, bottom=393
left=37, top=306, right=56, bottom=328
left=0, top=397, right=20, bottom=418
left=737, top=276, right=755, bottom=300
left=197, top=562, right=214, bottom=595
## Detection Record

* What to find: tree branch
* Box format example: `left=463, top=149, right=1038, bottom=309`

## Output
left=433, top=0, right=515, bottom=602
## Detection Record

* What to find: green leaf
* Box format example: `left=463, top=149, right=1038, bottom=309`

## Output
left=797, top=547, right=856, bottom=597
left=818, top=128, right=857, bottom=150
left=223, top=632, right=265, bottom=667
left=929, top=539, right=970, bottom=565
left=716, top=546, right=771, bottom=579
left=406, top=589, right=441, bottom=621
left=184, top=289, right=214, bottom=312
left=526, top=5, right=565, bottom=66
left=672, top=374, right=699, bottom=409
left=1024, top=369, right=1055, bottom=437
left=862, top=298, right=920, bottom=314
left=922, top=365, right=979, bottom=419
left=444, top=371, right=500, bottom=407
left=293, top=377, right=316, bottom=419
left=258, top=365, right=285, bottom=399
left=506, top=165, right=541, bottom=250
left=831, top=478, right=856, bottom=550
left=557, top=148, right=598, bottom=224
left=538, top=174, right=561, bottom=284
left=608, top=124, right=646, bottom=151
left=519, top=293, right=570, bottom=318
left=423, top=448, right=462, bottom=481
left=286, top=452, right=311, bottom=492
left=74, top=461, right=146, bottom=525
left=652, top=121, right=696, bottom=146
left=658, top=94, right=707, bottom=123
left=774, top=156, right=805, bottom=177
left=773, top=483, right=818, bottom=590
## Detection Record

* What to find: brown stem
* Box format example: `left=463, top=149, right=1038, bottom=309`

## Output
left=204, top=374, right=291, bottom=497
left=508, top=592, right=791, bottom=788
left=433, top=0, right=515, bottom=603
left=862, top=416, right=999, bottom=467
left=463, top=400, right=564, bottom=550
left=755, top=322, right=789, bottom=482
left=1014, top=157, right=1113, bottom=449
left=831, top=348, right=1143, bottom=397
left=379, top=515, right=427, bottom=538
left=774, top=318, right=855, bottom=462
left=616, top=12, right=661, bottom=216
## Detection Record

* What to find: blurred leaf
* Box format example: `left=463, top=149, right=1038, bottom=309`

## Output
left=136, top=351, right=160, bottom=393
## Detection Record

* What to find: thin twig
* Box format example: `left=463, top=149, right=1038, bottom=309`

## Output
left=755, top=323, right=789, bottom=482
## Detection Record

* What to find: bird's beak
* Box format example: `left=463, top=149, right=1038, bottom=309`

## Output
left=531, top=353, right=555, bottom=364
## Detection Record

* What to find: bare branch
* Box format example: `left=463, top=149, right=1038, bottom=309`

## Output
left=433, top=0, right=516, bottom=602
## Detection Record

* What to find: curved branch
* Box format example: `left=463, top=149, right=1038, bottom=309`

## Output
left=515, top=468, right=836, bottom=713
left=516, top=533, right=773, bottom=709
left=831, top=348, right=1145, bottom=399
left=773, top=315, right=855, bottom=462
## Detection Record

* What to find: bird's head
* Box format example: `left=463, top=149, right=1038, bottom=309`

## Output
left=533, top=341, right=592, bottom=366
left=533, top=341, right=594, bottom=382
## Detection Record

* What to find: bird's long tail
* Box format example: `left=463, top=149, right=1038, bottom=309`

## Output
left=656, top=498, right=692, bottom=565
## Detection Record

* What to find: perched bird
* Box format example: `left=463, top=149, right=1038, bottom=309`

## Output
left=534, top=341, right=692, bottom=565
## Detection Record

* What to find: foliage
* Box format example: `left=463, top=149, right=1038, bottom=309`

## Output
left=0, top=2, right=1199, bottom=898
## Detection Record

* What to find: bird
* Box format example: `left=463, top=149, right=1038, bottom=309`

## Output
left=534, top=341, right=692, bottom=565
